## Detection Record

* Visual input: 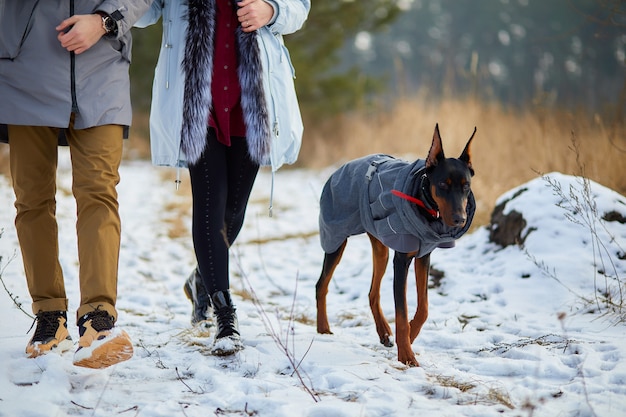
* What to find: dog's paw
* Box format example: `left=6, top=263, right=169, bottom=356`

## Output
left=404, top=358, right=420, bottom=367
left=397, top=349, right=420, bottom=367
left=401, top=357, right=420, bottom=367
left=380, top=335, right=394, bottom=348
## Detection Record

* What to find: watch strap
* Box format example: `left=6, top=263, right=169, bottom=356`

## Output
left=96, top=11, right=116, bottom=35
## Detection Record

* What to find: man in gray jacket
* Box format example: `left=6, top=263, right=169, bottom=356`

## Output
left=0, top=0, right=152, bottom=369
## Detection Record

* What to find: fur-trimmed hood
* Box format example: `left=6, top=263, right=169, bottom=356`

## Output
left=182, top=0, right=270, bottom=165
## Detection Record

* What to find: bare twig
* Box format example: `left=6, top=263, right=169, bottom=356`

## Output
left=478, top=333, right=583, bottom=354
left=558, top=313, right=599, bottom=417
left=529, top=132, right=625, bottom=322
left=70, top=401, right=94, bottom=410
left=0, top=245, right=34, bottom=320
left=90, top=373, right=113, bottom=417
left=175, top=367, right=205, bottom=394
left=250, top=275, right=319, bottom=402
left=523, top=246, right=592, bottom=304
left=136, top=339, right=168, bottom=369
left=117, top=405, right=139, bottom=415
left=232, top=250, right=320, bottom=402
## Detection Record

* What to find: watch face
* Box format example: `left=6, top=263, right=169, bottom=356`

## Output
left=104, top=17, right=116, bottom=32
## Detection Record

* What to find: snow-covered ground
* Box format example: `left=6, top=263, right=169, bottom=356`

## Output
left=1, top=149, right=625, bottom=417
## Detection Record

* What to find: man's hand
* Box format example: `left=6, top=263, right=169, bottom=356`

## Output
left=57, top=14, right=106, bottom=55
left=237, top=0, right=274, bottom=33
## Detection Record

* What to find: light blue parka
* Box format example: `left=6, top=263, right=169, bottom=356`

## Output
left=135, top=0, right=310, bottom=172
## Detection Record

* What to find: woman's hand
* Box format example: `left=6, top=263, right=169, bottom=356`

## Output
left=237, top=0, right=274, bottom=33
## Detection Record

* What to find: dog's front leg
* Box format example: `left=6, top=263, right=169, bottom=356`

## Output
left=410, top=254, right=430, bottom=343
left=393, top=251, right=419, bottom=366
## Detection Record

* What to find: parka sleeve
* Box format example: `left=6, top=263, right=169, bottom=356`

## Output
left=96, top=0, right=155, bottom=38
left=267, top=0, right=310, bottom=36
left=134, top=0, right=165, bottom=28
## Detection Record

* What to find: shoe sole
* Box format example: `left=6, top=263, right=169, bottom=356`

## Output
left=73, top=330, right=133, bottom=369
left=26, top=337, right=74, bottom=358
left=210, top=335, right=244, bottom=356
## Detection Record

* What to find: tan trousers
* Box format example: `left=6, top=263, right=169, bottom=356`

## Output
left=8, top=121, right=123, bottom=322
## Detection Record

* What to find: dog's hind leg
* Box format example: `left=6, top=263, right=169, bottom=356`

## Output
left=409, top=254, right=430, bottom=343
left=367, top=233, right=393, bottom=347
left=316, top=241, right=347, bottom=335
left=393, top=251, right=419, bottom=366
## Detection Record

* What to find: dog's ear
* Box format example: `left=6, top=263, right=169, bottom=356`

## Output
left=426, top=123, right=445, bottom=169
left=459, top=127, right=477, bottom=176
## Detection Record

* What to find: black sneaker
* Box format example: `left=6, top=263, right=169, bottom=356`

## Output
left=210, top=290, right=243, bottom=356
left=183, top=267, right=213, bottom=326
left=73, top=310, right=133, bottom=369
left=26, top=310, right=73, bottom=358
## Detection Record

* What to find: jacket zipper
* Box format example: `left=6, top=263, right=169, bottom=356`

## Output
left=164, top=4, right=172, bottom=89
left=70, top=0, right=78, bottom=113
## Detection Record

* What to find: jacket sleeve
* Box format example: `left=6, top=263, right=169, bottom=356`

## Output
left=96, top=0, right=155, bottom=37
left=267, top=0, right=310, bottom=36
left=134, top=0, right=165, bottom=28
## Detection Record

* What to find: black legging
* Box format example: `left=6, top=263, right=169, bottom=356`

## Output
left=188, top=128, right=259, bottom=295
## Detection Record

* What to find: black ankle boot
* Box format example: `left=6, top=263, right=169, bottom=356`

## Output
left=183, top=267, right=213, bottom=326
left=209, top=291, right=243, bottom=355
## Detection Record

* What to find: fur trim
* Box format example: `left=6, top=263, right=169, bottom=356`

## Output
left=181, top=0, right=215, bottom=165
left=236, top=27, right=270, bottom=164
left=181, top=0, right=270, bottom=166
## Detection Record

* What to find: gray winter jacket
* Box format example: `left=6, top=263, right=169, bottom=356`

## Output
left=0, top=0, right=152, bottom=140
left=319, top=155, right=476, bottom=257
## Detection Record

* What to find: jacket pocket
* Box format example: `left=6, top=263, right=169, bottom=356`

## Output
left=0, top=0, right=41, bottom=59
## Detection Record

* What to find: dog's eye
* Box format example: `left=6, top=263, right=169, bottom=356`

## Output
left=438, top=182, right=449, bottom=190
left=463, top=183, right=470, bottom=192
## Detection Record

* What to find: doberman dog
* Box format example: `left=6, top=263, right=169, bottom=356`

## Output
left=316, top=124, right=476, bottom=366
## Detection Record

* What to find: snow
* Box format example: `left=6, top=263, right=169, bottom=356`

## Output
left=1, top=149, right=625, bottom=417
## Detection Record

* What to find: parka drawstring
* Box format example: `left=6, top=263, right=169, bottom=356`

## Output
left=268, top=170, right=274, bottom=217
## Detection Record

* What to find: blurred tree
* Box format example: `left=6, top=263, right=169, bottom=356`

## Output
left=344, top=0, right=625, bottom=113
left=129, top=1, right=624, bottom=118
left=130, top=24, right=162, bottom=112
left=571, top=0, right=626, bottom=28
left=285, top=0, right=402, bottom=117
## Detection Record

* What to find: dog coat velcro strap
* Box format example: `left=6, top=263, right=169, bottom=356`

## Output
left=365, top=156, right=394, bottom=181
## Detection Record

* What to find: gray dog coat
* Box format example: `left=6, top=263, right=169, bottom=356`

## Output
left=319, top=154, right=475, bottom=258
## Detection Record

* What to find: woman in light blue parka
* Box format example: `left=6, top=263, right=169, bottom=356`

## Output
left=136, top=0, right=310, bottom=355
left=136, top=0, right=309, bottom=171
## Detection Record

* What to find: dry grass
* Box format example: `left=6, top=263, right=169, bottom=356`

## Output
left=426, top=372, right=515, bottom=409
left=2, top=95, right=623, bottom=230
left=298, top=95, right=626, bottom=227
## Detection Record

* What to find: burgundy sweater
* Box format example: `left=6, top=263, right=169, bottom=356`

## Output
left=208, top=0, right=246, bottom=145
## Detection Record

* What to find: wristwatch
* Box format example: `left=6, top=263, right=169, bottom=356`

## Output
left=97, top=12, right=116, bottom=35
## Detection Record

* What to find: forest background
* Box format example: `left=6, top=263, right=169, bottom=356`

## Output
left=3, top=0, right=626, bottom=226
